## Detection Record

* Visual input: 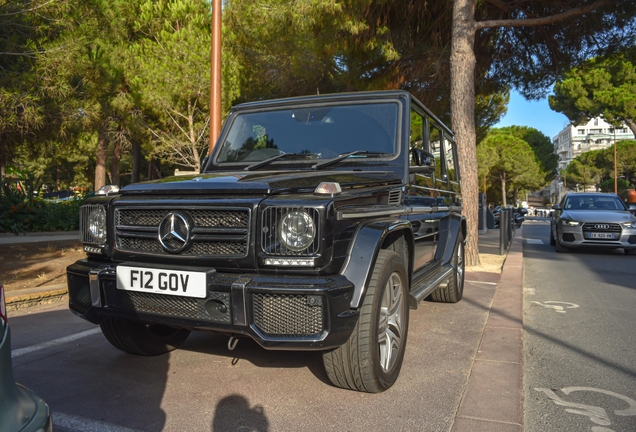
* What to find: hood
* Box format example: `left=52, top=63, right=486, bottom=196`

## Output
left=561, top=210, right=636, bottom=224
left=120, top=170, right=402, bottom=195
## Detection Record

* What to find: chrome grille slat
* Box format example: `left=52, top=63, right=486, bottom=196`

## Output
left=582, top=223, right=622, bottom=233
left=114, top=208, right=250, bottom=257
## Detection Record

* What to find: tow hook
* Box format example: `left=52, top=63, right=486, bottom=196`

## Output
left=228, top=336, right=239, bottom=351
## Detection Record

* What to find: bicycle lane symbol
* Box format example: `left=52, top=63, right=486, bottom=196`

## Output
left=531, top=301, right=579, bottom=313
left=535, top=387, right=636, bottom=431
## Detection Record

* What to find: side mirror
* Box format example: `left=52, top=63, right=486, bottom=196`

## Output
left=409, top=148, right=435, bottom=174
left=629, top=204, right=636, bottom=215
left=552, top=204, right=561, bottom=210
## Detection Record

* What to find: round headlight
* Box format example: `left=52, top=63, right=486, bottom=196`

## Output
left=279, top=210, right=316, bottom=252
left=88, top=207, right=107, bottom=243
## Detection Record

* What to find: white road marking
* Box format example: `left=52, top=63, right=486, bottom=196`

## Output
left=536, top=387, right=636, bottom=430
left=11, top=327, right=102, bottom=358
left=525, top=238, right=544, bottom=244
left=53, top=412, right=142, bottom=432
left=530, top=301, right=579, bottom=314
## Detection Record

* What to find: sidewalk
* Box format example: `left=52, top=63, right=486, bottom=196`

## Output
left=0, top=231, right=79, bottom=245
left=453, top=227, right=524, bottom=432
left=3, top=231, right=79, bottom=310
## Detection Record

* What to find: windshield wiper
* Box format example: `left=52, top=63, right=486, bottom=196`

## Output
left=311, top=150, right=391, bottom=170
left=244, top=153, right=300, bottom=171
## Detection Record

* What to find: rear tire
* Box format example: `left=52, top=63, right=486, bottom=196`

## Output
left=322, top=250, right=409, bottom=393
left=430, top=232, right=465, bottom=303
left=100, top=317, right=190, bottom=356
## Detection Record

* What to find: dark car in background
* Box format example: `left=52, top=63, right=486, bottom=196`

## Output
left=0, top=283, right=52, bottom=432
left=550, top=192, right=636, bottom=254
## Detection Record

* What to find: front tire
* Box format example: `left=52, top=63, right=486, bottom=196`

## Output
left=100, top=317, right=190, bottom=356
left=430, top=232, right=465, bottom=303
left=322, top=250, right=409, bottom=393
left=625, top=248, right=636, bottom=256
left=549, top=224, right=556, bottom=246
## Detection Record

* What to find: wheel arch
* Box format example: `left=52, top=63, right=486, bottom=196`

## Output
left=341, top=219, right=414, bottom=309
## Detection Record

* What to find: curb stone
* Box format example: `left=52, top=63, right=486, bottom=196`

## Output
left=6, top=285, right=68, bottom=312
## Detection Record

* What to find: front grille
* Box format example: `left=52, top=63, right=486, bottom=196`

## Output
left=582, top=223, right=622, bottom=233
left=114, top=208, right=250, bottom=257
left=582, top=222, right=622, bottom=241
left=68, top=273, right=91, bottom=314
left=252, top=293, right=324, bottom=337
left=102, top=281, right=231, bottom=324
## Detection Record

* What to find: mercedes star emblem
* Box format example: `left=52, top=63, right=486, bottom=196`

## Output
left=158, top=212, right=191, bottom=253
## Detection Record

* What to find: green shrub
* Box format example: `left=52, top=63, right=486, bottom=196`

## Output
left=1, top=182, right=86, bottom=234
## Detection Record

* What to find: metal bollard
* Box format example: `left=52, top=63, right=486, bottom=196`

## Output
left=499, top=208, right=509, bottom=255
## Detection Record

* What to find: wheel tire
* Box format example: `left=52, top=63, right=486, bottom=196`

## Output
left=549, top=224, right=556, bottom=246
left=430, top=232, right=465, bottom=303
left=322, top=250, right=409, bottom=393
left=100, top=317, right=190, bottom=356
left=625, top=248, right=636, bottom=255
left=555, top=234, right=568, bottom=253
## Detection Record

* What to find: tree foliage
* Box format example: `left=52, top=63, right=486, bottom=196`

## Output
left=478, top=130, right=545, bottom=206
left=564, top=140, right=636, bottom=193
left=549, top=49, right=636, bottom=136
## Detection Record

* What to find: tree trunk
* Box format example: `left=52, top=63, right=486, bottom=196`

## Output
left=513, top=187, right=518, bottom=207
left=131, top=141, right=141, bottom=183
left=450, top=0, right=480, bottom=266
left=624, top=118, right=636, bottom=137
left=501, top=173, right=507, bottom=207
left=94, top=123, right=109, bottom=191
left=110, top=139, right=122, bottom=187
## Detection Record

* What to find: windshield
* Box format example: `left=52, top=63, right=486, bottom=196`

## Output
left=563, top=195, right=627, bottom=211
left=215, top=102, right=398, bottom=164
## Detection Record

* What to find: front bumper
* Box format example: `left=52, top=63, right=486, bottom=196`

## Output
left=558, top=223, right=636, bottom=249
left=67, top=259, right=358, bottom=350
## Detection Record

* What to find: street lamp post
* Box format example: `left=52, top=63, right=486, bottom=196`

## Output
left=209, top=0, right=222, bottom=156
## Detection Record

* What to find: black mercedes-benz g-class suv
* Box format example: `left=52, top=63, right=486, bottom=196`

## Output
left=67, top=90, right=466, bottom=393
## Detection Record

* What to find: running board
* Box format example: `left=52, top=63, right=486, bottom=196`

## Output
left=408, top=266, right=454, bottom=309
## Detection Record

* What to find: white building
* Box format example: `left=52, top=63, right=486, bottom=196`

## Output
left=550, top=118, right=635, bottom=201
left=553, top=117, right=635, bottom=171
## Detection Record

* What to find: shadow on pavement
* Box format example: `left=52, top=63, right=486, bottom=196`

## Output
left=212, top=394, right=269, bottom=432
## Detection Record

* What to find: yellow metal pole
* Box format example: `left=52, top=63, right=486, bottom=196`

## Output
left=209, top=0, right=222, bottom=155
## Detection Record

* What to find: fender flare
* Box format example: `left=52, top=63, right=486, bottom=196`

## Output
left=436, top=214, right=467, bottom=266
left=340, top=219, right=414, bottom=309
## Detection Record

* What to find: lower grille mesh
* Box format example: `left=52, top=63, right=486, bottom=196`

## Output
left=68, top=273, right=91, bottom=314
left=102, top=281, right=231, bottom=324
left=252, top=293, right=323, bottom=337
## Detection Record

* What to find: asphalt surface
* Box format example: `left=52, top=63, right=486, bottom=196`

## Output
left=522, top=220, right=636, bottom=432
left=5, top=228, right=524, bottom=431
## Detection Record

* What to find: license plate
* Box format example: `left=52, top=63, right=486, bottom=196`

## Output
left=590, top=232, right=614, bottom=239
left=116, top=266, right=207, bottom=298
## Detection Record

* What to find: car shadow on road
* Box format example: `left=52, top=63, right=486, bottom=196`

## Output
left=523, top=244, right=636, bottom=292
left=462, top=294, right=636, bottom=379
left=179, top=332, right=332, bottom=386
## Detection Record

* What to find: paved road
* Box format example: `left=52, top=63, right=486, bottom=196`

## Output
left=9, top=270, right=502, bottom=432
left=522, top=220, right=636, bottom=432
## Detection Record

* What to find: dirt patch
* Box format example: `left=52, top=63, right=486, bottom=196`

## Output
left=0, top=240, right=86, bottom=292
left=467, top=253, right=506, bottom=273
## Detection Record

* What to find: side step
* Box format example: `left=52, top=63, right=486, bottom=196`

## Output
left=408, top=265, right=454, bottom=309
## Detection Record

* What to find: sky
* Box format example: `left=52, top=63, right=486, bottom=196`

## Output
left=494, top=90, right=571, bottom=140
